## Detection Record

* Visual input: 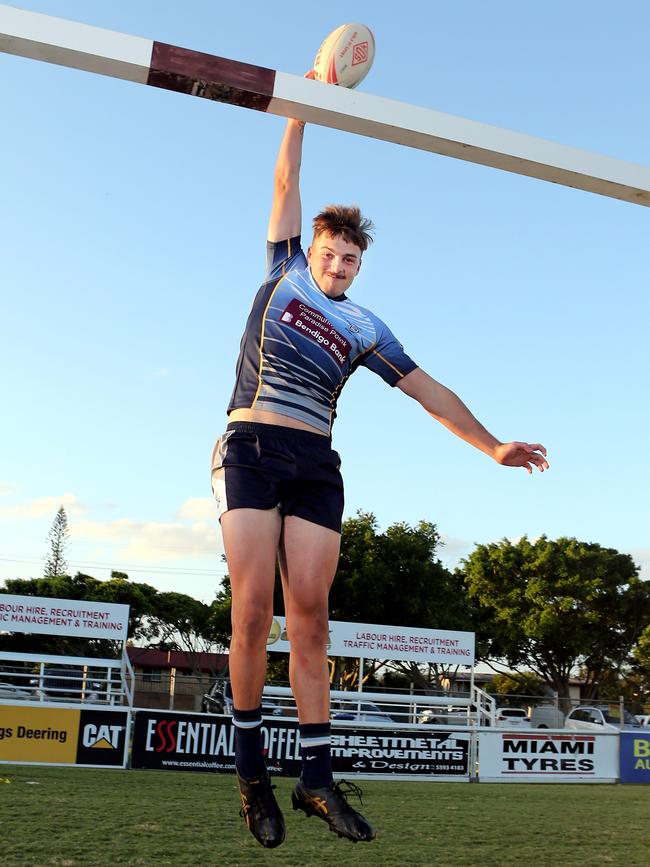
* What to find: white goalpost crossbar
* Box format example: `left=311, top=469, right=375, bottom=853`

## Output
left=1, top=4, right=649, bottom=207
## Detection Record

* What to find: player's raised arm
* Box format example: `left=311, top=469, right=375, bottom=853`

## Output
left=267, top=118, right=305, bottom=243
left=397, top=367, right=549, bottom=474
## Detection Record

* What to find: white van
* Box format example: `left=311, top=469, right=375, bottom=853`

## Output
left=529, top=704, right=565, bottom=728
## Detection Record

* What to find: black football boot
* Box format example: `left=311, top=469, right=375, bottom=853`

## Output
left=237, top=770, right=285, bottom=848
left=291, top=778, right=376, bottom=842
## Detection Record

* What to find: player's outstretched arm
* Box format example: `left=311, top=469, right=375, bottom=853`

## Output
left=396, top=367, right=549, bottom=474
left=267, top=118, right=305, bottom=243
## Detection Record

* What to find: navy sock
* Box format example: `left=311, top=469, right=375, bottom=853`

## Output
left=233, top=706, right=265, bottom=780
left=299, top=722, right=333, bottom=789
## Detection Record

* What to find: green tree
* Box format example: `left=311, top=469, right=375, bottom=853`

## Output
left=43, top=506, right=69, bottom=578
left=245, top=512, right=473, bottom=690
left=578, top=664, right=647, bottom=713
left=487, top=672, right=548, bottom=704
left=205, top=577, right=234, bottom=650
left=326, top=512, right=473, bottom=691
left=0, top=571, right=227, bottom=663
left=462, top=536, right=649, bottom=709
left=633, top=624, right=650, bottom=674
left=142, top=591, right=228, bottom=674
left=629, top=624, right=650, bottom=709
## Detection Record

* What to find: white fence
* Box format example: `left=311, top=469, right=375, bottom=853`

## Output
left=262, top=683, right=496, bottom=727
left=0, top=650, right=135, bottom=707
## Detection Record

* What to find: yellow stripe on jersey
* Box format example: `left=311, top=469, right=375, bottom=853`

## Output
left=371, top=348, right=406, bottom=377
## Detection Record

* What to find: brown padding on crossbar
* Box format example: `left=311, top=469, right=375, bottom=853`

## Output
left=148, top=42, right=275, bottom=111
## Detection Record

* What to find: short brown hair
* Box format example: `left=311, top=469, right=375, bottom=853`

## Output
left=312, top=205, right=374, bottom=253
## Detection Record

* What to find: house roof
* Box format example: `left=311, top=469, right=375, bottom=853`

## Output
left=127, top=647, right=228, bottom=673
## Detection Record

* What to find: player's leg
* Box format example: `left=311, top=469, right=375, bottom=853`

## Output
left=212, top=426, right=284, bottom=764
left=222, top=507, right=281, bottom=716
left=278, top=515, right=376, bottom=842
left=278, top=514, right=338, bottom=721
left=220, top=506, right=284, bottom=848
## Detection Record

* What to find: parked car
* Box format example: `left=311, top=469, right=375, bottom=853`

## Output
left=529, top=704, right=565, bottom=729
left=565, top=706, right=642, bottom=733
left=0, top=682, right=34, bottom=701
left=202, top=678, right=283, bottom=716
left=331, top=700, right=393, bottom=724
left=634, top=714, right=650, bottom=726
left=418, top=706, right=472, bottom=726
left=30, top=666, right=102, bottom=702
left=494, top=707, right=531, bottom=728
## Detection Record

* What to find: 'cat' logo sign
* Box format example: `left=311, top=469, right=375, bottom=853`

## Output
left=75, top=710, right=129, bottom=766
left=82, top=722, right=125, bottom=749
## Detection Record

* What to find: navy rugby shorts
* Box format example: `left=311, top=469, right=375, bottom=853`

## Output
left=211, top=422, right=344, bottom=533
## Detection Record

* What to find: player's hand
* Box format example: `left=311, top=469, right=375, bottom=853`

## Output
left=288, top=73, right=315, bottom=128
left=494, top=442, right=549, bottom=474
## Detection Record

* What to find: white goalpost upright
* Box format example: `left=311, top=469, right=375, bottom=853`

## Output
left=1, top=3, right=649, bottom=207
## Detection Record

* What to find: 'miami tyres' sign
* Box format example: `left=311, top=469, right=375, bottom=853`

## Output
left=478, top=731, right=619, bottom=782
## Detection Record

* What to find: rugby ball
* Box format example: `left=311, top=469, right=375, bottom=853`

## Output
left=313, top=23, right=375, bottom=89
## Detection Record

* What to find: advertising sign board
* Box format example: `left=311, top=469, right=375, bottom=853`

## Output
left=0, top=704, right=129, bottom=767
left=267, top=616, right=475, bottom=666
left=478, top=730, right=618, bottom=782
left=131, top=711, right=471, bottom=780
left=620, top=731, right=650, bottom=783
left=0, top=593, right=129, bottom=641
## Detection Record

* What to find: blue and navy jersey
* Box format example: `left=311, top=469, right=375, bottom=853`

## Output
left=227, top=237, right=418, bottom=435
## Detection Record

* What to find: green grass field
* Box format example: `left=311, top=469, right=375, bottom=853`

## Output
left=0, top=765, right=647, bottom=866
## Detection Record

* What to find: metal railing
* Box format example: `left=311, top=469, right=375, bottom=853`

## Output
left=0, top=650, right=134, bottom=707
left=262, top=684, right=496, bottom=728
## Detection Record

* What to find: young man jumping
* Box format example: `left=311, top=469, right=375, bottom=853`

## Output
left=211, top=117, right=549, bottom=848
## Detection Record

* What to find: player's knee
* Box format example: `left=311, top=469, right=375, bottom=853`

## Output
left=287, top=608, right=329, bottom=650
left=232, top=605, right=272, bottom=647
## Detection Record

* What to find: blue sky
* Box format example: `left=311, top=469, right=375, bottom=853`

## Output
left=1, top=0, right=648, bottom=602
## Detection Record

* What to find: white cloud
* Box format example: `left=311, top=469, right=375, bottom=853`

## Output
left=176, top=497, right=218, bottom=521
left=439, top=535, right=475, bottom=568
left=0, top=483, right=17, bottom=496
left=71, top=517, right=221, bottom=562
left=629, top=548, right=650, bottom=580
left=0, top=493, right=86, bottom=519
